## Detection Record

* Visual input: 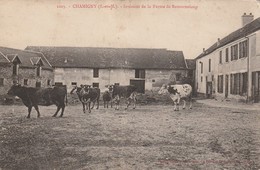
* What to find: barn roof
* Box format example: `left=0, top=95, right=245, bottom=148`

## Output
left=196, top=17, right=260, bottom=59
left=0, top=46, right=52, bottom=70
left=25, top=46, right=187, bottom=70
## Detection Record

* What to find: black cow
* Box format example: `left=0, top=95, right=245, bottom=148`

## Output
left=108, top=85, right=137, bottom=110
left=102, top=91, right=112, bottom=108
left=7, top=84, right=67, bottom=118
left=81, top=86, right=100, bottom=113
left=70, top=85, right=100, bottom=113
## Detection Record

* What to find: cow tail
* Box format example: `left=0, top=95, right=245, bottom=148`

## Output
left=65, top=93, right=68, bottom=106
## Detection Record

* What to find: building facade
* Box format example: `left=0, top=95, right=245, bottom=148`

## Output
left=0, top=47, right=54, bottom=97
left=25, top=47, right=190, bottom=93
left=195, top=14, right=260, bottom=102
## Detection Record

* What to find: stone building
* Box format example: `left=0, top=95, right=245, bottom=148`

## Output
left=0, top=47, right=54, bottom=97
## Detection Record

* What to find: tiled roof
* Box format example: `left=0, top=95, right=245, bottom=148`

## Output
left=185, top=59, right=196, bottom=69
left=0, top=51, right=9, bottom=63
left=0, top=46, right=52, bottom=70
left=196, top=17, right=260, bottom=59
left=25, top=46, right=187, bottom=69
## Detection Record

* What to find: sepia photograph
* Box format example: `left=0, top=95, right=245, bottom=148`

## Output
left=0, top=0, right=260, bottom=169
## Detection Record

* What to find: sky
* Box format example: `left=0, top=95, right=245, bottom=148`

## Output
left=0, top=0, right=260, bottom=59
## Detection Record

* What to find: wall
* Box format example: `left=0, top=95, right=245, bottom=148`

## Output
left=18, top=68, right=54, bottom=88
left=0, top=64, right=12, bottom=96
left=145, top=69, right=187, bottom=90
left=54, top=67, right=188, bottom=92
left=0, top=64, right=54, bottom=96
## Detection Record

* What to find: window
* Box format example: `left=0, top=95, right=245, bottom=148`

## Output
left=93, top=68, right=99, bottom=78
left=114, top=83, right=120, bottom=86
left=135, top=69, right=145, bottom=78
left=71, top=82, right=77, bottom=86
left=209, top=59, right=211, bottom=72
left=36, top=66, right=41, bottom=76
left=231, top=44, right=238, bottom=61
left=47, top=80, right=51, bottom=86
left=219, top=51, right=222, bottom=64
left=55, top=82, right=63, bottom=86
left=0, top=78, right=4, bottom=86
left=225, top=48, right=229, bottom=62
left=200, top=62, right=203, bottom=73
left=239, top=40, right=248, bottom=58
left=201, top=76, right=203, bottom=82
left=230, top=72, right=247, bottom=95
left=217, top=75, right=224, bottom=93
left=24, top=79, right=28, bottom=86
left=13, top=63, right=19, bottom=75
left=36, top=81, right=41, bottom=88
left=93, top=83, right=99, bottom=88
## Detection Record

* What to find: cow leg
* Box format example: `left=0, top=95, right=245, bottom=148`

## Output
left=125, top=99, right=131, bottom=110
left=53, top=106, right=61, bottom=117
left=133, top=97, right=136, bottom=109
left=90, top=101, right=95, bottom=109
left=88, top=102, right=91, bottom=113
left=59, top=104, right=65, bottom=117
left=34, top=105, right=41, bottom=118
left=176, top=103, right=180, bottom=111
left=189, top=97, right=192, bottom=109
left=96, top=99, right=99, bottom=109
left=27, top=106, right=32, bottom=118
left=182, top=100, right=186, bottom=109
left=173, top=102, right=177, bottom=111
left=82, top=103, right=86, bottom=113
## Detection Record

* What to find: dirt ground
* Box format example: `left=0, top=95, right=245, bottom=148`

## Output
left=0, top=101, right=260, bottom=170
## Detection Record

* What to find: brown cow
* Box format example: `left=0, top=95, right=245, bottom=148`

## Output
left=7, top=84, right=67, bottom=118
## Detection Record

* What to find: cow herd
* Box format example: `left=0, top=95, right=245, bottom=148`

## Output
left=6, top=83, right=193, bottom=118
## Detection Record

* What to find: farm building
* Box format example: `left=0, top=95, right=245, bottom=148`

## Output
left=195, top=13, right=260, bottom=102
left=0, top=46, right=54, bottom=97
left=25, top=46, right=190, bottom=92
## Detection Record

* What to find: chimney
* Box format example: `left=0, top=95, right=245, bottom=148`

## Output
left=242, top=13, right=254, bottom=27
left=217, top=38, right=220, bottom=46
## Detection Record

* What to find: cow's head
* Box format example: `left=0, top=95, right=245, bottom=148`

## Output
left=7, top=84, right=22, bottom=96
left=70, top=85, right=83, bottom=94
left=108, top=85, right=114, bottom=93
left=158, top=84, right=169, bottom=95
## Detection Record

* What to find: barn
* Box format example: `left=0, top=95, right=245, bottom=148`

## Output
left=0, top=46, right=54, bottom=98
left=25, top=46, right=189, bottom=93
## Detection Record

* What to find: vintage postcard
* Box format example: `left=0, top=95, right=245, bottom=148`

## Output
left=0, top=0, right=260, bottom=169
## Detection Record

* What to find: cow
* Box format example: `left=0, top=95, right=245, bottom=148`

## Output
left=158, top=84, right=192, bottom=111
left=102, top=90, right=112, bottom=108
left=81, top=86, right=100, bottom=113
left=7, top=84, right=67, bottom=118
left=108, top=84, right=137, bottom=110
left=70, top=85, right=100, bottom=113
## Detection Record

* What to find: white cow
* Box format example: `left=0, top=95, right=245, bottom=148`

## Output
left=158, top=84, right=192, bottom=111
